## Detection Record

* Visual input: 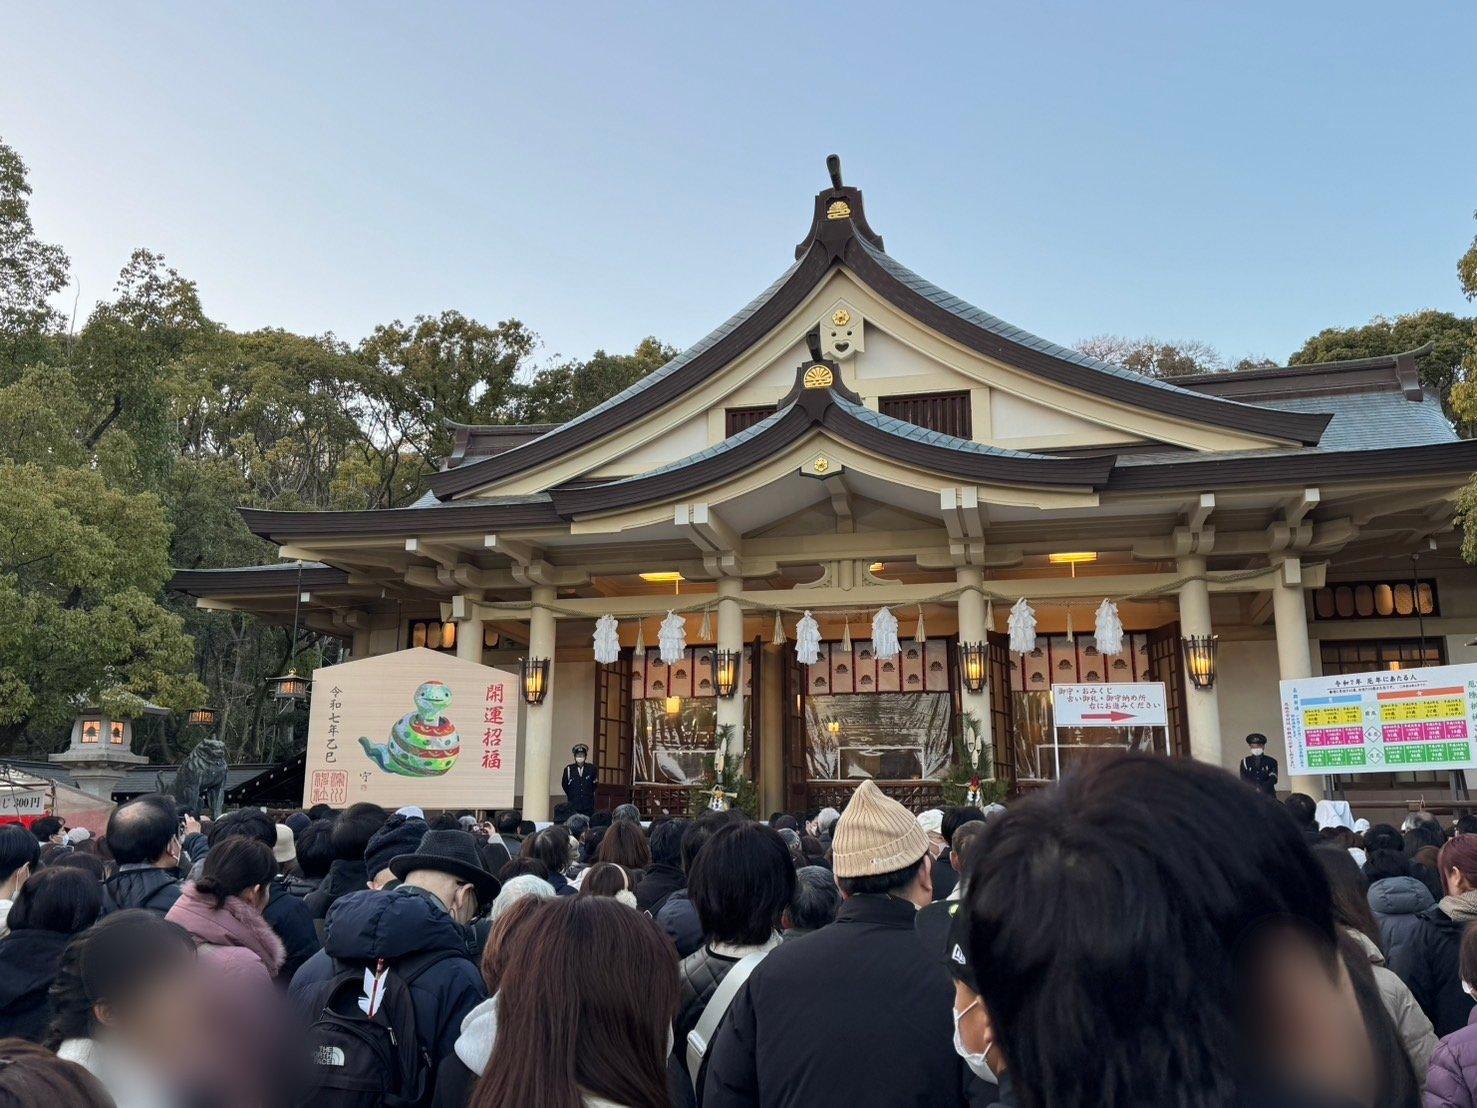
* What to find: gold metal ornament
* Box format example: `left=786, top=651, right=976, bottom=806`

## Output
left=802, top=364, right=834, bottom=389
left=831, top=308, right=851, bottom=327
left=813, top=456, right=830, bottom=474
left=826, top=199, right=852, bottom=220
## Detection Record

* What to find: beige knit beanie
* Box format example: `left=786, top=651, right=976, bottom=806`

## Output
left=831, top=780, right=931, bottom=878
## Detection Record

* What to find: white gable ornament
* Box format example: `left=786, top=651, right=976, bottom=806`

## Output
left=821, top=303, right=865, bottom=361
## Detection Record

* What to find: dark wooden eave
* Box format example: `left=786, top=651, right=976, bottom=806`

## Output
left=169, top=564, right=350, bottom=597
left=1106, top=438, right=1477, bottom=492
left=237, top=499, right=562, bottom=543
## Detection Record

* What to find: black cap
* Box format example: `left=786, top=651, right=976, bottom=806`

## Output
left=1246, top=733, right=1268, bottom=747
left=388, top=829, right=501, bottom=904
left=945, top=902, right=977, bottom=991
left=572, top=744, right=589, bottom=756
left=363, top=814, right=428, bottom=881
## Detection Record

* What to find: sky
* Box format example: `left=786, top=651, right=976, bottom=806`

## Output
left=2, top=2, right=1474, bottom=370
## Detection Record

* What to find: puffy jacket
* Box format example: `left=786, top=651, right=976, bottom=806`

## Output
left=656, top=889, right=703, bottom=957
left=675, top=945, right=744, bottom=1075
left=101, top=864, right=181, bottom=915
left=264, top=875, right=321, bottom=982
left=1428, top=1006, right=1477, bottom=1108
left=1374, top=875, right=1437, bottom=991
left=0, top=928, right=71, bottom=1041
left=304, top=858, right=368, bottom=921
left=1345, top=928, right=1437, bottom=1085
left=635, top=862, right=685, bottom=914
left=289, top=886, right=485, bottom=1068
left=1400, top=906, right=1477, bottom=1038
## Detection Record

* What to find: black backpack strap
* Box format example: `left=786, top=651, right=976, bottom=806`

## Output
left=389, top=947, right=464, bottom=987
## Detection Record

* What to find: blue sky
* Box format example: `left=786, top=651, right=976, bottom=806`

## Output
left=3, top=2, right=1473, bottom=368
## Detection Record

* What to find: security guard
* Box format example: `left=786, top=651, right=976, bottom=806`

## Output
left=561, top=743, right=599, bottom=816
left=1238, top=733, right=1279, bottom=797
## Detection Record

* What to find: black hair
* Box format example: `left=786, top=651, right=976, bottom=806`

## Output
left=680, top=818, right=718, bottom=874
left=943, top=805, right=986, bottom=841
left=208, top=807, right=275, bottom=847
left=799, top=834, right=826, bottom=863
left=771, top=814, right=799, bottom=832
left=530, top=826, right=573, bottom=875
left=648, top=818, right=687, bottom=868
left=1406, top=817, right=1447, bottom=854
left=104, top=794, right=178, bottom=866
left=195, top=836, right=275, bottom=909
left=565, top=813, right=590, bottom=840
left=45, top=910, right=196, bottom=1049
left=426, top=813, right=460, bottom=832
left=552, top=802, right=573, bottom=825
left=1312, top=844, right=1382, bottom=949
left=788, top=865, right=840, bottom=932
left=963, top=753, right=1338, bottom=1108
left=836, top=854, right=926, bottom=897
left=517, top=820, right=536, bottom=837
left=330, top=802, right=387, bottom=861
left=306, top=804, right=337, bottom=821
left=1457, top=816, right=1477, bottom=837
left=30, top=816, right=63, bottom=843
left=1362, top=849, right=1413, bottom=884
left=7, top=866, right=102, bottom=934
left=950, top=819, right=989, bottom=871
left=1364, top=824, right=1404, bottom=854
left=689, top=822, right=796, bottom=946
left=499, top=857, right=551, bottom=883
left=496, top=811, right=521, bottom=834
left=295, top=818, right=335, bottom=879
left=48, top=852, right=108, bottom=881
left=0, top=824, right=41, bottom=883
left=1283, top=792, right=1317, bottom=828
left=590, top=810, right=613, bottom=831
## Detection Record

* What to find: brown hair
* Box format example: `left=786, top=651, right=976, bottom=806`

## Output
left=469, top=897, right=678, bottom=1108
left=1438, top=835, right=1477, bottom=894
left=1461, top=922, right=1477, bottom=989
left=0, top=1038, right=113, bottom=1107
left=479, top=894, right=543, bottom=995
left=576, top=862, right=631, bottom=900
left=596, top=820, right=650, bottom=871
left=195, top=836, right=275, bottom=909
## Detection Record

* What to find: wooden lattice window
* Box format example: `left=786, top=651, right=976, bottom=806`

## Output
left=878, top=391, right=972, bottom=438
left=725, top=406, right=775, bottom=437
left=1312, top=579, right=1438, bottom=621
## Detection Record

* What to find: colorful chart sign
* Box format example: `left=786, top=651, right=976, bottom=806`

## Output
left=304, top=648, right=521, bottom=810
left=1280, top=663, right=1477, bottom=775
left=1051, top=683, right=1168, bottom=729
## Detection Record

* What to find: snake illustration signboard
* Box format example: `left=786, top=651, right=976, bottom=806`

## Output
left=303, top=648, right=521, bottom=810
left=1280, top=663, right=1477, bottom=776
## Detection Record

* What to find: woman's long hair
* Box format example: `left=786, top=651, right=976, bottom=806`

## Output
left=469, top=896, right=678, bottom=1108
left=596, top=820, right=650, bottom=871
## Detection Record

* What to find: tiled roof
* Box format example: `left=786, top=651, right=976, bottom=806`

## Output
left=831, top=396, right=1060, bottom=459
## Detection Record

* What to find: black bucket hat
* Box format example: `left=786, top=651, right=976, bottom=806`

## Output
left=388, top=829, right=501, bottom=904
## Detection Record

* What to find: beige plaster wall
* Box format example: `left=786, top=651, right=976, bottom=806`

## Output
left=1214, top=636, right=1285, bottom=773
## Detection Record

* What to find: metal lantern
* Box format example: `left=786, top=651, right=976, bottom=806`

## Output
left=268, top=672, right=309, bottom=702
left=520, top=657, right=550, bottom=706
left=713, top=650, right=741, bottom=699
left=1182, top=635, right=1218, bottom=690
left=826, top=719, right=841, bottom=737
left=664, top=695, right=682, bottom=718
left=958, top=641, right=988, bottom=693
left=186, top=706, right=220, bottom=729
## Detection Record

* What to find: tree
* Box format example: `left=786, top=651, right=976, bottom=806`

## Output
left=511, top=337, right=676, bottom=424
left=1454, top=213, right=1477, bottom=563
left=1075, top=335, right=1226, bottom=379
left=0, top=139, right=69, bottom=375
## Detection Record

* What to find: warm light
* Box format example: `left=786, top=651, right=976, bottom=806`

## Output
left=1182, top=635, right=1218, bottom=690
left=1388, top=661, right=1402, bottom=671
left=187, top=707, right=220, bottom=729
left=869, top=562, right=885, bottom=573
left=521, top=657, right=549, bottom=705
left=269, top=672, right=310, bottom=702
left=665, top=695, right=682, bottom=717
left=81, top=720, right=100, bottom=744
left=1047, top=552, right=1098, bottom=565
left=109, top=721, right=126, bottom=745
left=714, top=650, right=740, bottom=699
left=639, top=571, right=685, bottom=584
left=826, top=719, right=841, bottom=736
left=958, top=641, right=987, bottom=693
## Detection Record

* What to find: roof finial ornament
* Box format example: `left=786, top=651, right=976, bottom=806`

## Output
left=826, top=154, right=843, bottom=189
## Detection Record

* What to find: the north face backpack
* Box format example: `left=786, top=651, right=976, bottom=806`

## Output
left=297, top=949, right=457, bottom=1107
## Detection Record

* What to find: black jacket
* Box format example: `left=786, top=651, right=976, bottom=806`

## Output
left=656, top=889, right=703, bottom=957
left=636, top=862, right=685, bottom=914
left=101, top=864, right=181, bottom=915
left=703, top=895, right=974, bottom=1107
left=675, top=945, right=744, bottom=1078
left=932, top=855, right=959, bottom=901
left=265, top=875, right=322, bottom=982
left=561, top=762, right=598, bottom=813
left=0, top=928, right=71, bottom=1042
left=290, top=887, right=485, bottom=1068
left=1402, top=904, right=1475, bottom=1036
left=304, top=858, right=368, bottom=921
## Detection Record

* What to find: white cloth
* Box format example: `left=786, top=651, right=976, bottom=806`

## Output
left=709, top=932, right=784, bottom=960
left=57, top=1037, right=179, bottom=1108
left=0, top=898, right=11, bottom=937
left=916, top=810, right=944, bottom=835
left=453, top=995, right=499, bottom=1076
left=1314, top=799, right=1355, bottom=831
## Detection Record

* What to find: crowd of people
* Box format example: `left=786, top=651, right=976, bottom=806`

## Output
left=2, top=762, right=1477, bottom=1105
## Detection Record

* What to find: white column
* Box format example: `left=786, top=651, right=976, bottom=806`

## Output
left=1271, top=557, right=1320, bottom=796
left=1176, top=556, right=1222, bottom=765
left=523, top=585, right=557, bottom=820
left=455, top=597, right=485, bottom=665
left=955, top=566, right=994, bottom=774
left=715, top=577, right=745, bottom=771
left=351, top=628, right=371, bottom=660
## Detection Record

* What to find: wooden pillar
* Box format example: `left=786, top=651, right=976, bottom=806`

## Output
left=523, top=585, right=556, bottom=820
left=1176, top=556, right=1222, bottom=765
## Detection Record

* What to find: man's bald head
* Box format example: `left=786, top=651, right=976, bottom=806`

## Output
left=106, top=793, right=179, bottom=866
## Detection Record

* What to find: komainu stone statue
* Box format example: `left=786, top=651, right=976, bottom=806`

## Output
left=158, top=737, right=229, bottom=818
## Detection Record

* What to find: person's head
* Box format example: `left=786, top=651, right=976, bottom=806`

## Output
left=46, top=851, right=107, bottom=881
left=962, top=753, right=1367, bottom=1107
left=1364, top=823, right=1404, bottom=855
left=104, top=795, right=179, bottom=868
left=832, top=781, right=933, bottom=908
left=495, top=810, right=521, bottom=835
left=647, top=818, right=686, bottom=870
left=470, top=897, right=678, bottom=1108
left=294, top=818, right=335, bottom=880
left=565, top=813, right=590, bottom=841
left=1438, top=835, right=1477, bottom=897
left=1319, top=826, right=1354, bottom=849
left=784, top=865, right=840, bottom=933
left=771, top=814, right=799, bottom=832
left=1362, top=849, right=1412, bottom=883
left=1283, top=792, right=1317, bottom=829
left=207, top=807, right=274, bottom=848
left=30, top=817, right=64, bottom=845
left=1408, top=815, right=1448, bottom=853
left=390, top=830, right=501, bottom=926
left=611, top=803, right=640, bottom=825
left=799, top=834, right=826, bottom=864
left=516, top=820, right=536, bottom=838
left=362, top=814, right=429, bottom=890
left=943, top=806, right=986, bottom=842
left=46, top=911, right=198, bottom=1053
left=0, top=1038, right=113, bottom=1108
left=1246, top=732, right=1268, bottom=751
left=330, top=803, right=387, bottom=862
left=306, top=804, right=336, bottom=821
left=1461, top=923, right=1477, bottom=993
left=195, top=836, right=275, bottom=913
left=571, top=743, right=589, bottom=765
left=1457, top=816, right=1477, bottom=838
left=498, top=857, right=551, bottom=883
left=578, top=862, right=636, bottom=904
left=949, top=819, right=988, bottom=877
left=0, top=823, right=41, bottom=897
left=480, top=892, right=546, bottom=995
left=690, top=821, right=795, bottom=945
left=1312, top=845, right=1382, bottom=949
left=6, top=866, right=102, bottom=935
left=551, top=802, right=573, bottom=826
left=596, top=820, right=651, bottom=871
left=680, top=818, right=718, bottom=876
left=814, top=806, right=841, bottom=836
left=426, top=812, right=461, bottom=833
left=489, top=873, right=555, bottom=924
left=530, top=826, right=574, bottom=877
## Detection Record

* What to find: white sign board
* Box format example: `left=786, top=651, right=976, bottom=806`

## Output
left=0, top=789, right=48, bottom=817
left=1052, top=682, right=1168, bottom=729
left=1280, top=662, right=1477, bottom=776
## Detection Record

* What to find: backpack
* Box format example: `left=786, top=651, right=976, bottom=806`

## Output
left=297, top=949, right=457, bottom=1107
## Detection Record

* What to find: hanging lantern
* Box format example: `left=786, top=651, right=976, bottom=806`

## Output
left=872, top=607, right=900, bottom=659
left=1007, top=598, right=1038, bottom=654
left=697, top=607, right=713, bottom=641
left=592, top=614, right=621, bottom=665
left=914, top=608, right=928, bottom=643
left=269, top=672, right=309, bottom=702
left=1182, top=635, right=1218, bottom=690
left=795, top=611, right=821, bottom=665
left=771, top=611, right=787, bottom=645
left=958, top=642, right=987, bottom=693
left=840, top=621, right=852, bottom=653
left=186, top=706, right=220, bottom=729
left=713, top=650, right=741, bottom=698
left=658, top=610, right=687, bottom=665
left=520, top=657, right=550, bottom=705
left=1094, top=598, right=1124, bottom=657
left=664, top=695, right=682, bottom=717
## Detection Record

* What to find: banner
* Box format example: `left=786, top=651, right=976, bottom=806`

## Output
left=1051, top=683, right=1168, bottom=729
left=0, top=789, right=48, bottom=818
left=305, top=648, right=521, bottom=810
left=1281, top=663, right=1477, bottom=775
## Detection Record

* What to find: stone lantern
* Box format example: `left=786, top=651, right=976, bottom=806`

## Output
left=51, top=701, right=167, bottom=801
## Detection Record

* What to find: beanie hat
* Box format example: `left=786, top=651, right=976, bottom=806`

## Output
left=273, top=824, right=296, bottom=865
left=832, top=780, right=930, bottom=878
left=285, top=812, right=311, bottom=836
left=363, top=814, right=429, bottom=880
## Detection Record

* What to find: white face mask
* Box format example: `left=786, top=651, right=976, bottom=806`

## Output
left=952, top=997, right=998, bottom=1083
left=575, top=756, right=587, bottom=765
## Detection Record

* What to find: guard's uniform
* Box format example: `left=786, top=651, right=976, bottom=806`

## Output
left=561, top=761, right=598, bottom=815
left=1239, top=751, right=1279, bottom=797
